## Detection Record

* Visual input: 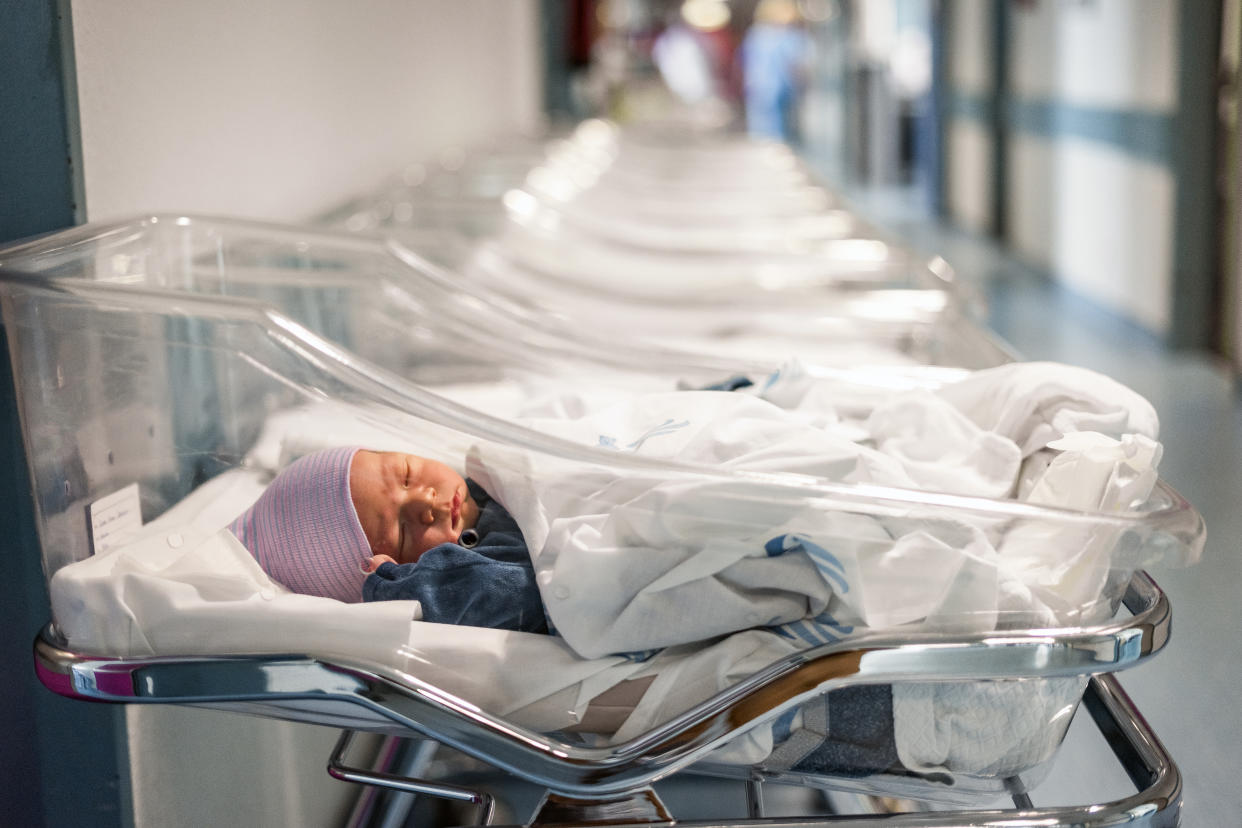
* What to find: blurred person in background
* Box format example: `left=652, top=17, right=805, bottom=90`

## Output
left=740, top=0, right=810, bottom=142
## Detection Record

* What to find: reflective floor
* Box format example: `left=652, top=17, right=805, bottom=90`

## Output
left=849, top=186, right=1242, bottom=826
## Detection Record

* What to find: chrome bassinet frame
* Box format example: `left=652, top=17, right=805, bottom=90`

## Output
left=1, top=219, right=1193, bottom=827
left=35, top=572, right=1179, bottom=827
left=326, top=674, right=1176, bottom=827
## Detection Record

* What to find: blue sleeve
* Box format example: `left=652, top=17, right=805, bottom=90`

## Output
left=362, top=536, right=548, bottom=634
left=699, top=374, right=755, bottom=392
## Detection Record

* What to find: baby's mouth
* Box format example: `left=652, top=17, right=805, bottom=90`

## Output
left=451, top=491, right=462, bottom=524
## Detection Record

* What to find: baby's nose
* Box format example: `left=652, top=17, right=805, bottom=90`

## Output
left=409, top=488, right=437, bottom=525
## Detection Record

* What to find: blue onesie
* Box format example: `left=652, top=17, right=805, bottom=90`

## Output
left=362, top=479, right=548, bottom=634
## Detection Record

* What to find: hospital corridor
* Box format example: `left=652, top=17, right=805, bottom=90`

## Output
left=1, top=2, right=1240, bottom=826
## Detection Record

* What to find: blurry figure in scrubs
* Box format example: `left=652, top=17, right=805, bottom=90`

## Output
left=740, top=0, right=810, bottom=142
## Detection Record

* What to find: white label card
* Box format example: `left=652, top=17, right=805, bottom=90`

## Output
left=88, top=483, right=143, bottom=555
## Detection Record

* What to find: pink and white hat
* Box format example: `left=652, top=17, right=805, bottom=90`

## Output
left=229, top=446, right=372, bottom=602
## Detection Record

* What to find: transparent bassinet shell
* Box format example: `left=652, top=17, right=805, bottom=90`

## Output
left=0, top=217, right=1204, bottom=807
left=0, top=215, right=1011, bottom=390
left=551, top=118, right=817, bottom=190
left=318, top=139, right=542, bottom=241
left=322, top=118, right=810, bottom=243
left=320, top=125, right=986, bottom=335
left=324, top=191, right=990, bottom=364
left=324, top=185, right=975, bottom=337
left=504, top=133, right=870, bottom=257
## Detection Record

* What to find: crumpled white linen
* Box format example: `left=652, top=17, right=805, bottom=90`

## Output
left=930, top=361, right=1159, bottom=456
left=469, top=361, right=1164, bottom=660
left=998, top=430, right=1165, bottom=623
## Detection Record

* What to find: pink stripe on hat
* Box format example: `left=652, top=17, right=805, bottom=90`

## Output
left=229, top=446, right=372, bottom=602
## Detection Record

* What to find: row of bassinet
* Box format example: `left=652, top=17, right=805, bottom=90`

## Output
left=0, top=121, right=1199, bottom=827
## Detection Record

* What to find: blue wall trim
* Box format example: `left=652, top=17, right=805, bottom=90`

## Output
left=1008, top=99, right=1173, bottom=166
left=949, top=90, right=1174, bottom=167
left=948, top=89, right=994, bottom=124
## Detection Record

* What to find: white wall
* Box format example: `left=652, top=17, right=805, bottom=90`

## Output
left=944, top=0, right=994, bottom=232
left=71, top=0, right=542, bottom=223
left=1010, top=0, right=1175, bottom=107
left=66, top=2, right=542, bottom=825
left=947, top=0, right=993, bottom=95
left=947, top=120, right=993, bottom=233
left=1009, top=134, right=1174, bottom=331
left=1006, top=0, right=1179, bottom=334
left=127, top=708, right=366, bottom=828
left=943, top=0, right=1182, bottom=335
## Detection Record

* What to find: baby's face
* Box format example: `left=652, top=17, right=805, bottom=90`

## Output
left=350, top=450, right=480, bottom=564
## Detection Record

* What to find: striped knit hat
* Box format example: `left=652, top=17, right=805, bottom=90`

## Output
left=229, top=446, right=372, bottom=602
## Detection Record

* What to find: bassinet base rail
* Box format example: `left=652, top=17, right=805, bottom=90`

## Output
left=330, top=674, right=1178, bottom=828
left=32, top=573, right=1176, bottom=826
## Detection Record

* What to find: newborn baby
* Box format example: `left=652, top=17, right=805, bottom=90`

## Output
left=229, top=446, right=547, bottom=632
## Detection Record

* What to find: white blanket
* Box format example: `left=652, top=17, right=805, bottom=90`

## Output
left=470, top=362, right=1163, bottom=661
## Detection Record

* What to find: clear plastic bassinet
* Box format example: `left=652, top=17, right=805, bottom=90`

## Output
left=321, top=118, right=817, bottom=243
left=321, top=127, right=986, bottom=348
left=0, top=219, right=1203, bottom=825
left=324, top=193, right=976, bottom=364
left=0, top=215, right=1011, bottom=393
left=320, top=139, right=547, bottom=242
left=495, top=123, right=874, bottom=257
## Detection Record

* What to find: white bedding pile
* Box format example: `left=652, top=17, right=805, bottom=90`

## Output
left=473, top=361, right=1162, bottom=659
left=48, top=360, right=1169, bottom=776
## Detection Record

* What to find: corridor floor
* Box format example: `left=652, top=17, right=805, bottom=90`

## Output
left=850, top=186, right=1241, bottom=825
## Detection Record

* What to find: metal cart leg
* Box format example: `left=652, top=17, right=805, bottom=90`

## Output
left=744, top=778, right=765, bottom=818
left=328, top=730, right=495, bottom=825
left=344, top=736, right=444, bottom=828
